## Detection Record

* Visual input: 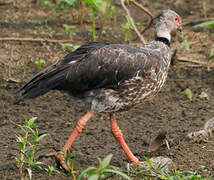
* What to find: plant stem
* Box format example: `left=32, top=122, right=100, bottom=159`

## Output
left=20, top=131, right=29, bottom=180
left=92, top=15, right=96, bottom=41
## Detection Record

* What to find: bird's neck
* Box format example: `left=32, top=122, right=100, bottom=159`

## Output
left=155, top=27, right=171, bottom=47
left=156, top=30, right=171, bottom=42
left=155, top=23, right=171, bottom=45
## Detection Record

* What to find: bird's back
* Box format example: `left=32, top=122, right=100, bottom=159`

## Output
left=14, top=41, right=170, bottom=112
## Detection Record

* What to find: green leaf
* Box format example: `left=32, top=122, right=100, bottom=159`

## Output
left=88, top=174, right=99, bottom=180
left=59, top=43, right=80, bottom=51
left=29, top=117, right=37, bottom=124
left=102, top=154, right=112, bottom=168
left=84, top=0, right=98, bottom=12
left=63, top=0, right=78, bottom=6
left=27, top=168, right=32, bottom=180
left=103, top=169, right=131, bottom=180
left=199, top=91, right=209, bottom=100
left=194, top=21, right=214, bottom=28
left=37, top=133, right=49, bottom=141
left=18, top=140, right=24, bottom=150
left=144, top=156, right=155, bottom=169
left=97, top=157, right=103, bottom=168
left=181, top=88, right=193, bottom=100
left=26, top=149, right=32, bottom=159
left=12, top=122, right=25, bottom=132
left=78, top=166, right=97, bottom=180
left=208, top=55, right=214, bottom=61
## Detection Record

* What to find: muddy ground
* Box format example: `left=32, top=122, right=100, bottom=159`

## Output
left=0, top=0, right=214, bottom=179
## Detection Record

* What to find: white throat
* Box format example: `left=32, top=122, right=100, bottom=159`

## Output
left=156, top=30, right=171, bottom=42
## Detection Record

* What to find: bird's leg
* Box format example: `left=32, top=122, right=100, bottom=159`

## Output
left=110, top=113, right=144, bottom=166
left=45, top=111, right=94, bottom=171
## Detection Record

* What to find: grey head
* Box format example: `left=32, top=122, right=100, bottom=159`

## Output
left=155, top=9, right=182, bottom=42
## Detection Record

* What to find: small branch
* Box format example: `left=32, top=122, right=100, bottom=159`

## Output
left=202, top=0, right=207, bottom=18
left=129, top=0, right=154, bottom=18
left=0, top=37, right=77, bottom=43
left=129, top=0, right=154, bottom=41
left=183, top=17, right=214, bottom=26
left=120, top=0, right=146, bottom=44
left=177, top=57, right=207, bottom=65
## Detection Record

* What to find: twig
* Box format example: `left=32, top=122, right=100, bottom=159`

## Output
left=129, top=0, right=154, bottom=41
left=0, top=37, right=77, bottom=43
left=129, top=0, right=153, bottom=18
left=177, top=57, right=214, bottom=69
left=202, top=0, right=207, bottom=18
left=177, top=57, right=207, bottom=65
left=207, top=150, right=214, bottom=152
left=120, top=0, right=146, bottom=44
left=183, top=17, right=214, bottom=26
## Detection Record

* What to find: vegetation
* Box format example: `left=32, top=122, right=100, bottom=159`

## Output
left=13, top=116, right=49, bottom=180
left=13, top=117, right=210, bottom=180
left=60, top=42, right=80, bottom=51
left=182, top=88, right=193, bottom=100
left=194, top=21, right=214, bottom=61
left=128, top=157, right=209, bottom=180
left=78, top=154, right=131, bottom=180
left=34, top=59, right=46, bottom=69
left=121, top=15, right=133, bottom=43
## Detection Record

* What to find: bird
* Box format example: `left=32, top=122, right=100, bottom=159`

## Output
left=14, top=9, right=182, bottom=170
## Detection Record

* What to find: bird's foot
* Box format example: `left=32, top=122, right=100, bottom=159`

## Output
left=131, top=159, right=146, bottom=166
left=45, top=152, right=69, bottom=171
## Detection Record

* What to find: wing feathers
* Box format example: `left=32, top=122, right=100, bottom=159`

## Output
left=14, top=42, right=161, bottom=99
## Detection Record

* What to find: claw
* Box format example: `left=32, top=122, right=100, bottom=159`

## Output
left=45, top=152, right=69, bottom=171
left=131, top=160, right=146, bottom=166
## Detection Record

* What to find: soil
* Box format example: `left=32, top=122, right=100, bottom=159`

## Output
left=0, top=0, right=214, bottom=179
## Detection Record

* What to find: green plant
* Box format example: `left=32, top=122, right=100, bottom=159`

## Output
left=59, top=43, right=80, bottom=51
left=63, top=24, right=77, bottom=40
left=59, top=0, right=116, bottom=40
left=128, top=157, right=210, bottom=179
left=60, top=0, right=80, bottom=6
left=47, top=26, right=55, bottom=38
left=45, top=165, right=60, bottom=177
left=60, top=150, right=82, bottom=179
left=194, top=21, right=214, bottom=28
left=194, top=21, right=214, bottom=61
left=199, top=91, right=210, bottom=100
left=13, top=116, right=49, bottom=180
left=34, top=59, right=46, bottom=69
left=181, top=38, right=191, bottom=51
left=182, top=88, right=193, bottom=100
left=121, top=15, right=133, bottom=43
left=78, top=154, right=131, bottom=180
left=208, top=45, right=214, bottom=61
left=87, top=0, right=99, bottom=41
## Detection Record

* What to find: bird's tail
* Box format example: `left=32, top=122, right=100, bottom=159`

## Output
left=13, top=63, right=70, bottom=98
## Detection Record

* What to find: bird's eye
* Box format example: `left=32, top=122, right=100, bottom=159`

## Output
left=174, top=16, right=179, bottom=23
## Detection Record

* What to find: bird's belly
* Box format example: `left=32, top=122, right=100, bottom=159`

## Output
left=84, top=74, right=167, bottom=113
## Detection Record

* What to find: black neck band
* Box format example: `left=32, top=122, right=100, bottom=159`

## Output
left=155, top=37, right=170, bottom=47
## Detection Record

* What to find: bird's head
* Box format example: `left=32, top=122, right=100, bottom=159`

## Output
left=155, top=10, right=182, bottom=41
left=155, top=9, right=182, bottom=33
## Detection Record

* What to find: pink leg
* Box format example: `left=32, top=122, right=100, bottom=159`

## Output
left=110, top=113, right=144, bottom=165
